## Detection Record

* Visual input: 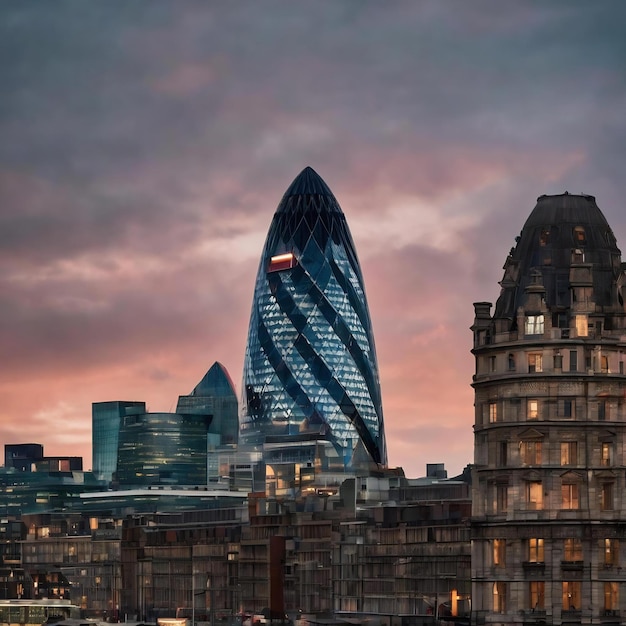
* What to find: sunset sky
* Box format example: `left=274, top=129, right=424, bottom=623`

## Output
left=2, top=2, right=626, bottom=478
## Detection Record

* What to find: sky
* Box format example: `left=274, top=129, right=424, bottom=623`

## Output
left=1, top=1, right=626, bottom=479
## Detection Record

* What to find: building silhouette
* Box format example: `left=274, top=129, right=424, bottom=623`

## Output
left=241, top=166, right=387, bottom=487
left=471, top=193, right=626, bottom=625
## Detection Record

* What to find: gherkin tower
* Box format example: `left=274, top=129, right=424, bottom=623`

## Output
left=241, top=167, right=387, bottom=468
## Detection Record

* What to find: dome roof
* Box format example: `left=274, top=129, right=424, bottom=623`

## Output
left=494, top=192, right=623, bottom=320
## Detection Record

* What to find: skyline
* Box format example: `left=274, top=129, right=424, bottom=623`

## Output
left=2, top=2, right=626, bottom=478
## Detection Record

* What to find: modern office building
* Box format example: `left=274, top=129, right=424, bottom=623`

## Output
left=241, top=166, right=387, bottom=481
left=471, top=193, right=626, bottom=625
left=116, top=412, right=210, bottom=487
left=92, top=401, right=146, bottom=483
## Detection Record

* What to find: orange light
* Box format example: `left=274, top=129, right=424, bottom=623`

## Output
left=268, top=253, right=295, bottom=272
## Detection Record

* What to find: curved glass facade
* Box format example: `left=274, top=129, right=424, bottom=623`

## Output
left=241, top=167, right=386, bottom=467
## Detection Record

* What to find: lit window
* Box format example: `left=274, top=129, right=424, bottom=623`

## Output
left=575, top=315, right=588, bottom=337
left=562, top=483, right=579, bottom=510
left=604, top=539, right=619, bottom=567
left=527, top=400, right=539, bottom=420
left=563, top=581, right=581, bottom=611
left=526, top=481, right=543, bottom=510
left=601, top=355, right=609, bottom=373
left=268, top=252, right=295, bottom=273
left=604, top=582, right=619, bottom=612
left=574, top=226, right=586, bottom=245
left=528, top=353, right=543, bottom=372
left=564, top=538, right=583, bottom=561
left=560, top=441, right=577, bottom=465
left=530, top=581, right=545, bottom=610
left=601, top=483, right=614, bottom=511
left=525, top=315, right=544, bottom=335
left=520, top=441, right=542, bottom=465
left=493, top=581, right=507, bottom=613
left=493, top=539, right=506, bottom=567
left=489, top=402, right=498, bottom=423
left=602, top=442, right=613, bottom=466
left=528, top=538, right=544, bottom=563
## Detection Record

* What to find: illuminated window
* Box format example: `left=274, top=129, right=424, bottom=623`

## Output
left=520, top=441, right=542, bottom=465
left=489, top=402, right=498, bottom=423
left=564, top=538, right=583, bottom=562
left=530, top=581, right=545, bottom=610
left=601, top=355, right=609, bottom=373
left=604, top=582, right=619, bottom=612
left=526, top=481, right=543, bottom=510
left=525, top=315, right=544, bottom=336
left=527, top=400, right=539, bottom=420
left=604, top=539, right=619, bottom=567
left=562, top=483, right=579, bottom=510
left=574, top=226, right=586, bottom=245
left=493, top=582, right=507, bottom=613
left=528, top=538, right=544, bottom=563
left=493, top=539, right=506, bottom=567
left=562, top=581, right=581, bottom=611
left=528, top=353, right=543, bottom=372
left=601, top=483, right=614, bottom=511
left=575, top=315, right=588, bottom=337
left=560, top=441, right=577, bottom=465
left=268, top=252, right=296, bottom=273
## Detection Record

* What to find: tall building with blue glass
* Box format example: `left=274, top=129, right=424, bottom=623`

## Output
left=241, top=167, right=387, bottom=470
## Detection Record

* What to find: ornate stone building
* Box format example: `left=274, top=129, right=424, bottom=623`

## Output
left=471, top=193, right=626, bottom=625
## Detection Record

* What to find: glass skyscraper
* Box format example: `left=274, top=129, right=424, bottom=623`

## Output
left=92, top=401, right=146, bottom=483
left=241, top=166, right=387, bottom=468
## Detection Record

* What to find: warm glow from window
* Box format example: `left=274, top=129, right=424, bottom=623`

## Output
left=529, top=538, right=544, bottom=563
left=560, top=441, right=577, bottom=465
left=528, top=353, right=543, bottom=372
left=525, top=315, right=544, bottom=335
left=526, top=481, right=543, bottom=509
left=268, top=252, right=295, bottom=272
left=521, top=441, right=542, bottom=465
left=564, top=538, right=583, bottom=561
left=562, top=483, right=579, bottom=510
left=493, top=539, right=506, bottom=567
left=575, top=315, right=588, bottom=337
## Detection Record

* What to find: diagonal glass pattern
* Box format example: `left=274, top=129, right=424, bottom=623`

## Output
left=241, top=167, right=387, bottom=466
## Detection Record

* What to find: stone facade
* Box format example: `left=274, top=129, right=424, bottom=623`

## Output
left=471, top=193, right=626, bottom=625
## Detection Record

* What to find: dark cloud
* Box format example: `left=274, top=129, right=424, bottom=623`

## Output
left=1, top=0, right=625, bottom=476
